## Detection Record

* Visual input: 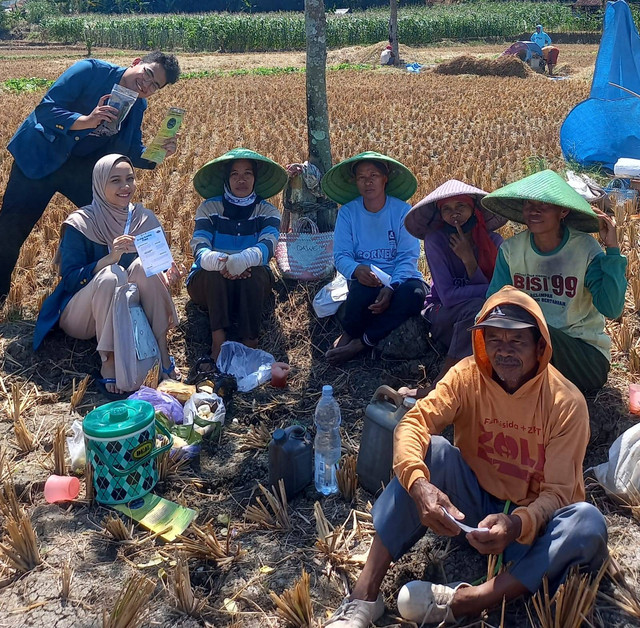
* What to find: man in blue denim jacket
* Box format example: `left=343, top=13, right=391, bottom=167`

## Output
left=0, top=51, right=180, bottom=304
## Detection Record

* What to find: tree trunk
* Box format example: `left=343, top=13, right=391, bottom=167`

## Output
left=305, top=0, right=332, bottom=176
left=389, top=0, right=400, bottom=65
left=300, top=0, right=336, bottom=231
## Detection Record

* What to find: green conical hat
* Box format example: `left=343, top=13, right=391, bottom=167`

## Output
left=193, top=148, right=288, bottom=200
left=481, top=169, right=600, bottom=232
left=321, top=151, right=418, bottom=205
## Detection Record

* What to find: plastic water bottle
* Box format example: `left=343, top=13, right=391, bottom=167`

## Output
left=314, top=385, right=342, bottom=495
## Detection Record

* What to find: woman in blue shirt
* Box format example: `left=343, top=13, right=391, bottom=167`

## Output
left=322, top=151, right=426, bottom=365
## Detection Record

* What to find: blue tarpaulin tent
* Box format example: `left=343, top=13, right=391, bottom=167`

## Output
left=560, top=0, right=640, bottom=169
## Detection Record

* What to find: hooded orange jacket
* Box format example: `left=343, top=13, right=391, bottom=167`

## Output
left=393, top=285, right=590, bottom=544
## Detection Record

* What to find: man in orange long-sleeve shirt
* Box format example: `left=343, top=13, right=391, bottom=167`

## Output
left=325, top=286, right=607, bottom=628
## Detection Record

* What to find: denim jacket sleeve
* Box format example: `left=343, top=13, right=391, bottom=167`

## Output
left=33, top=60, right=97, bottom=136
left=59, top=226, right=101, bottom=295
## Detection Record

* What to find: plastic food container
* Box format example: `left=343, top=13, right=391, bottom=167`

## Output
left=83, top=400, right=172, bottom=504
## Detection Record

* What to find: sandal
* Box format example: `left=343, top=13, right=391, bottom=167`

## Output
left=187, top=355, right=217, bottom=385
left=162, top=356, right=182, bottom=382
left=93, top=370, right=129, bottom=401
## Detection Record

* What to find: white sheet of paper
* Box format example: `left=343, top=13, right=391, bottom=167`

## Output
left=134, top=228, right=174, bottom=277
left=441, top=507, right=489, bottom=534
left=370, top=264, right=392, bottom=287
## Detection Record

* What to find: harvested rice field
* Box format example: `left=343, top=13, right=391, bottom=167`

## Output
left=0, top=43, right=639, bottom=627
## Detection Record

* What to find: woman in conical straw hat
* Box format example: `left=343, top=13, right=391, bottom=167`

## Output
left=187, top=148, right=287, bottom=360
left=402, top=179, right=507, bottom=397
left=483, top=169, right=627, bottom=391
left=321, top=151, right=427, bottom=365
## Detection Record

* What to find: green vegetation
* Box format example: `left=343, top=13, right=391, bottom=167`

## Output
left=37, top=4, right=607, bottom=53
left=190, top=62, right=369, bottom=77
left=0, top=77, right=54, bottom=93
left=0, top=64, right=371, bottom=93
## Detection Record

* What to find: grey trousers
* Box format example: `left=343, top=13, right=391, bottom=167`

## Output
left=372, top=436, right=608, bottom=593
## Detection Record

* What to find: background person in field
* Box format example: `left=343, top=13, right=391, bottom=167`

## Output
left=401, top=180, right=506, bottom=398
left=542, top=45, right=560, bottom=75
left=321, top=152, right=427, bottom=365
left=187, top=149, right=287, bottom=360
left=531, top=24, right=552, bottom=48
left=324, top=287, right=608, bottom=628
left=0, top=51, right=181, bottom=306
left=484, top=169, right=627, bottom=391
left=33, top=154, right=182, bottom=398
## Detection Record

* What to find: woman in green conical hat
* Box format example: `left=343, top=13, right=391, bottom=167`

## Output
left=321, top=151, right=427, bottom=365
left=483, top=169, right=627, bottom=391
left=186, top=148, right=287, bottom=360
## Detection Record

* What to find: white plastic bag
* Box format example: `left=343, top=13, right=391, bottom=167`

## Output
left=66, top=420, right=86, bottom=471
left=216, top=341, right=274, bottom=392
left=312, top=273, right=348, bottom=318
left=614, top=157, right=640, bottom=178
left=590, top=423, right=640, bottom=500
left=183, top=391, right=226, bottom=436
left=565, top=170, right=605, bottom=202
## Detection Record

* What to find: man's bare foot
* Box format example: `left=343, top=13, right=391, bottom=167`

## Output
left=325, top=338, right=366, bottom=365
left=101, top=353, right=123, bottom=394
left=212, top=329, right=226, bottom=360
left=331, top=332, right=353, bottom=349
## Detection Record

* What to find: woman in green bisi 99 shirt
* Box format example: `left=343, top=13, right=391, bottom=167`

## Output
left=484, top=169, right=627, bottom=391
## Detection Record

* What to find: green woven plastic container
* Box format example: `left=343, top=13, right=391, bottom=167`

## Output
left=83, top=400, right=173, bottom=505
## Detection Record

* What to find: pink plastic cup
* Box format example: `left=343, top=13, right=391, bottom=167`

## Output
left=271, top=362, right=291, bottom=388
left=630, top=384, right=640, bottom=415
left=44, top=475, right=80, bottom=504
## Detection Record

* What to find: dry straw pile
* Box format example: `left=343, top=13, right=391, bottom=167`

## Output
left=435, top=54, right=531, bottom=78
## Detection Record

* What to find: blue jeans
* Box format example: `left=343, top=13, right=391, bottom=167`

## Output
left=372, top=436, right=608, bottom=592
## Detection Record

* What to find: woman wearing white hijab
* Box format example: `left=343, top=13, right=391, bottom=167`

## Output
left=187, top=148, right=287, bottom=360
left=33, top=154, right=181, bottom=397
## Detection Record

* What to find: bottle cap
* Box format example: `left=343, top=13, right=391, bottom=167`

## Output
left=322, top=385, right=333, bottom=396
left=272, top=428, right=286, bottom=443
left=403, top=397, right=417, bottom=409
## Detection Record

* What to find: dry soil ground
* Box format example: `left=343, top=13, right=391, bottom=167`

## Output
left=0, top=42, right=639, bottom=628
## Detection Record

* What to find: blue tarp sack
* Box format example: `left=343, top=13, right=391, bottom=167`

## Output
left=560, top=0, right=640, bottom=169
left=406, top=62, right=422, bottom=73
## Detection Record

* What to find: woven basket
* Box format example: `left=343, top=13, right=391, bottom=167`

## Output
left=275, top=217, right=334, bottom=281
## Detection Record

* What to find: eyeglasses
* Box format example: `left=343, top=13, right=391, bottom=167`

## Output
left=141, top=66, right=163, bottom=93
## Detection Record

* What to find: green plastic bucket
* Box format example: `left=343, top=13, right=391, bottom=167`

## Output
left=83, top=400, right=173, bottom=505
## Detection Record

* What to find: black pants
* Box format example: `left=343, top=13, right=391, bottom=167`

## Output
left=341, top=278, right=426, bottom=346
left=187, top=266, right=273, bottom=339
left=0, top=157, right=97, bottom=301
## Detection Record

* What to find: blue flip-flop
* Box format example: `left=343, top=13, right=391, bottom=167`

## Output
left=161, top=356, right=182, bottom=382
left=93, top=370, right=129, bottom=401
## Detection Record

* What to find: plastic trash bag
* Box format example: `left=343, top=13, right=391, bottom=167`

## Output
left=216, top=341, right=275, bottom=392
left=590, top=423, right=640, bottom=501
left=171, top=424, right=203, bottom=463
left=406, top=62, right=422, bottom=73
left=565, top=170, right=606, bottom=202
left=128, top=385, right=184, bottom=425
left=183, top=391, right=226, bottom=438
left=312, top=273, right=349, bottom=318
left=67, top=420, right=85, bottom=471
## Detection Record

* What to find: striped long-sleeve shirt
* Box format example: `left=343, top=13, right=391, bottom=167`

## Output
left=187, top=195, right=280, bottom=282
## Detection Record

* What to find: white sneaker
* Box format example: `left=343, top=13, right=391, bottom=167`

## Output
left=397, top=580, right=469, bottom=625
left=324, top=594, right=385, bottom=627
